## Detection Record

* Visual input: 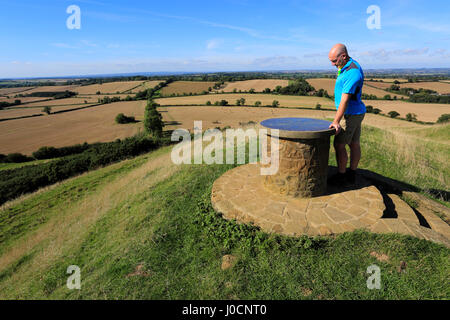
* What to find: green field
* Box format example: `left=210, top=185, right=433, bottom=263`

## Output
left=0, top=123, right=449, bottom=299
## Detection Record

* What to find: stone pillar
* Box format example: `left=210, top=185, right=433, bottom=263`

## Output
left=263, top=134, right=331, bottom=197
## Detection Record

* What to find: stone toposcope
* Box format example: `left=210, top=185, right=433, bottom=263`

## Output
left=260, top=117, right=335, bottom=198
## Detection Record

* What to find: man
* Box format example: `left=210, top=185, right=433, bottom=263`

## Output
left=327, top=43, right=366, bottom=185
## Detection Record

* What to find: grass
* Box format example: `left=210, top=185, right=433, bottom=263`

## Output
left=0, top=126, right=449, bottom=299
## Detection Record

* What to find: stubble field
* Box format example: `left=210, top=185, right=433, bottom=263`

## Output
left=160, top=81, right=217, bottom=96
left=0, top=101, right=146, bottom=155
left=155, top=93, right=335, bottom=109
left=221, top=79, right=289, bottom=92
left=306, top=78, right=406, bottom=99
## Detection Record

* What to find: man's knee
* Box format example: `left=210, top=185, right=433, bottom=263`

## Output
left=334, top=142, right=346, bottom=152
left=349, top=141, right=360, bottom=150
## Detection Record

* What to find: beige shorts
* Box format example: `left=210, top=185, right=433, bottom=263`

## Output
left=334, top=113, right=365, bottom=145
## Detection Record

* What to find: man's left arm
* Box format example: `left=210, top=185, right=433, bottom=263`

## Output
left=329, top=93, right=351, bottom=134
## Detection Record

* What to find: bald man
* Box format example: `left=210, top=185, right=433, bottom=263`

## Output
left=327, top=44, right=366, bottom=186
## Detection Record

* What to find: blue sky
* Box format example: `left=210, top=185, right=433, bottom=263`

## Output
left=1, top=0, right=449, bottom=78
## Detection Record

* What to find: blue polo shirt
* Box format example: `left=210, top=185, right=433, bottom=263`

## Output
left=334, top=58, right=366, bottom=115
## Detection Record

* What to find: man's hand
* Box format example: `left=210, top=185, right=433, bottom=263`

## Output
left=329, top=121, right=341, bottom=135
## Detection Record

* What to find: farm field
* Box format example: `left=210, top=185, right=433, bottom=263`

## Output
left=160, top=105, right=423, bottom=133
left=0, top=108, right=44, bottom=120
left=155, top=93, right=335, bottom=109
left=398, top=81, right=450, bottom=94
left=0, top=103, right=100, bottom=120
left=362, top=99, right=450, bottom=122
left=160, top=81, right=217, bottom=96
left=129, top=80, right=163, bottom=93
left=306, top=78, right=406, bottom=99
left=0, top=87, right=37, bottom=96
left=14, top=85, right=81, bottom=95
left=0, top=96, right=51, bottom=104
left=0, top=101, right=146, bottom=155
left=367, top=80, right=450, bottom=94
left=75, top=81, right=146, bottom=95
left=222, top=79, right=289, bottom=92
left=367, top=78, right=409, bottom=83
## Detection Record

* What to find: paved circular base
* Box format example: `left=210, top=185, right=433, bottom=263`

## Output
left=211, top=164, right=450, bottom=247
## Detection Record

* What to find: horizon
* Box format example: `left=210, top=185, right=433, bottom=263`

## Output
left=3, top=67, right=450, bottom=81
left=1, top=0, right=449, bottom=78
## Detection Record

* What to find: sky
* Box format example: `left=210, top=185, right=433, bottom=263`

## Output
left=1, top=0, right=449, bottom=78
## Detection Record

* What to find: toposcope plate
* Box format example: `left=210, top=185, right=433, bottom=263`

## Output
left=260, top=117, right=336, bottom=139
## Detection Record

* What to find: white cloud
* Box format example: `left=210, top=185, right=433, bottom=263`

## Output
left=206, top=39, right=223, bottom=50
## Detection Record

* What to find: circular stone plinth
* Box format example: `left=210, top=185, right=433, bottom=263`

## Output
left=211, top=163, right=385, bottom=236
left=260, top=117, right=335, bottom=197
left=211, top=164, right=450, bottom=247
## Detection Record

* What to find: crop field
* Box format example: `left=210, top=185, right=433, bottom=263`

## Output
left=0, top=87, right=37, bottom=96
left=398, top=82, right=450, bottom=94
left=75, top=81, right=146, bottom=95
left=0, top=103, right=101, bottom=120
left=367, top=78, right=409, bottom=83
left=367, top=80, right=450, bottom=94
left=0, top=101, right=146, bottom=155
left=128, top=80, right=164, bottom=93
left=155, top=93, right=335, bottom=109
left=0, top=108, right=45, bottom=120
left=0, top=96, right=51, bottom=104
left=160, top=105, right=424, bottom=133
left=221, top=79, right=289, bottom=92
left=362, top=99, right=450, bottom=122
left=13, top=85, right=82, bottom=95
left=160, top=81, right=217, bottom=96
left=306, top=78, right=406, bottom=99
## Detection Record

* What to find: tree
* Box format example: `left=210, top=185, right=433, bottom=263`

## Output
left=115, top=113, right=135, bottom=124
left=144, top=99, right=164, bottom=137
left=405, top=113, right=417, bottom=122
left=239, top=98, right=245, bottom=106
left=373, top=108, right=381, bottom=114
left=437, top=113, right=450, bottom=123
left=254, top=101, right=262, bottom=107
left=236, top=99, right=241, bottom=106
left=365, top=105, right=373, bottom=113
left=383, top=94, right=392, bottom=100
left=249, top=88, right=255, bottom=94
left=315, top=103, right=321, bottom=110
left=272, top=100, right=280, bottom=107
left=388, top=110, right=400, bottom=118
left=42, top=106, right=52, bottom=114
left=206, top=100, right=212, bottom=106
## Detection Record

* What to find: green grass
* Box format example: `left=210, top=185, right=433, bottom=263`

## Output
left=0, top=158, right=55, bottom=171
left=0, top=144, right=449, bottom=299
left=0, top=123, right=448, bottom=299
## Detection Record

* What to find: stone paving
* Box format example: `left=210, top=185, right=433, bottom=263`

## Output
left=211, top=163, right=450, bottom=248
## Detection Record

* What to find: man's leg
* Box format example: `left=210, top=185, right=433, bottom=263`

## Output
left=334, top=140, right=348, bottom=174
left=349, top=142, right=361, bottom=170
